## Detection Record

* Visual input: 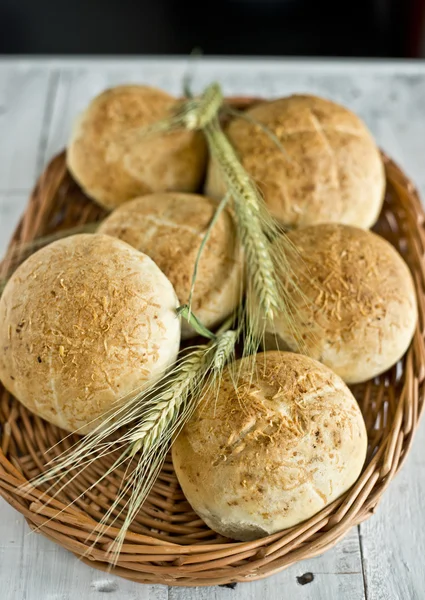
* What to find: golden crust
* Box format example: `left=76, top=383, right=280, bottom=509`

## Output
left=205, top=94, right=385, bottom=228
left=172, top=351, right=367, bottom=541
left=67, top=85, right=207, bottom=210
left=98, top=192, right=244, bottom=338
left=0, top=234, right=180, bottom=433
left=266, top=223, right=418, bottom=383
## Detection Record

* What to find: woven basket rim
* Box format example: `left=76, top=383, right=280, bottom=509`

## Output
left=0, top=96, right=424, bottom=587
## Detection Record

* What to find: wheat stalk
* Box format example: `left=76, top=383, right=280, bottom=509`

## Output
left=204, top=117, right=284, bottom=320
left=24, top=315, right=238, bottom=562
left=111, top=327, right=237, bottom=546
left=179, top=82, right=223, bottom=130
left=202, top=116, right=302, bottom=356
left=18, top=81, right=311, bottom=564
left=136, top=81, right=304, bottom=355
left=101, top=327, right=238, bottom=560
left=128, top=347, right=207, bottom=455
left=111, top=81, right=306, bottom=353
left=111, top=82, right=298, bottom=344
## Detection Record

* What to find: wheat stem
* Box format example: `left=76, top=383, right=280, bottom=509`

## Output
left=204, top=117, right=281, bottom=322
left=188, top=192, right=230, bottom=315
left=182, top=47, right=204, bottom=99
left=176, top=304, right=217, bottom=340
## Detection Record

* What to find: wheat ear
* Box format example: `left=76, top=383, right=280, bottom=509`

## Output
left=84, top=324, right=237, bottom=561
left=117, top=82, right=223, bottom=148
left=24, top=313, right=238, bottom=563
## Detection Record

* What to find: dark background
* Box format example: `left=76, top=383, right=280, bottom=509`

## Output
left=0, top=0, right=424, bottom=57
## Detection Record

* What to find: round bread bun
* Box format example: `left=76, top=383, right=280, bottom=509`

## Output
left=98, top=192, right=243, bottom=339
left=265, top=224, right=417, bottom=384
left=67, top=85, right=207, bottom=210
left=0, top=234, right=180, bottom=434
left=172, top=351, right=367, bottom=541
left=205, top=94, right=385, bottom=229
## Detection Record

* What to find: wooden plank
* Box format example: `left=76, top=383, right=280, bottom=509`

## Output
left=0, top=499, right=168, bottom=600
left=0, top=66, right=53, bottom=191
left=359, top=434, right=425, bottom=600
left=355, top=77, right=425, bottom=600
left=169, top=529, right=365, bottom=600
left=2, top=57, right=425, bottom=75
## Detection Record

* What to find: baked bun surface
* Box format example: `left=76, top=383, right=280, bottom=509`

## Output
left=0, top=234, right=180, bottom=433
left=265, top=224, right=417, bottom=384
left=172, top=351, right=367, bottom=541
left=98, top=192, right=243, bottom=338
left=205, top=94, right=385, bottom=229
left=67, top=85, right=207, bottom=209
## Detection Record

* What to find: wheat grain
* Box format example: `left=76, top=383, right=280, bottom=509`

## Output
left=212, top=329, right=238, bottom=375
left=188, top=192, right=230, bottom=315
left=128, top=348, right=207, bottom=455
left=200, top=102, right=312, bottom=357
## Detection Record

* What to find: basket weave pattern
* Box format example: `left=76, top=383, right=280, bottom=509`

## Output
left=0, top=101, right=424, bottom=586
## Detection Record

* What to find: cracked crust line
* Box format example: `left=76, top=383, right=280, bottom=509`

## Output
left=309, top=108, right=342, bottom=202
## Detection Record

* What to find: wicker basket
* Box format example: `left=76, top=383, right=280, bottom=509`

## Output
left=0, top=97, right=424, bottom=587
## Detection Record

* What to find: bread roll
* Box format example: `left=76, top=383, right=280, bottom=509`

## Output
left=265, top=224, right=417, bottom=383
left=0, top=234, right=180, bottom=434
left=172, top=351, right=367, bottom=541
left=67, top=85, right=207, bottom=210
left=98, top=192, right=243, bottom=338
left=205, top=94, right=385, bottom=229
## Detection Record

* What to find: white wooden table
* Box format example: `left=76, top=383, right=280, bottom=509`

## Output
left=1, top=57, right=425, bottom=600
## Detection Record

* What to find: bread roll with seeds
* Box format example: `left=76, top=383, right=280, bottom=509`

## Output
left=98, top=192, right=243, bottom=338
left=265, top=224, right=417, bottom=384
left=172, top=351, right=367, bottom=541
left=67, top=85, right=207, bottom=210
left=205, top=94, right=385, bottom=229
left=0, top=234, right=180, bottom=434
